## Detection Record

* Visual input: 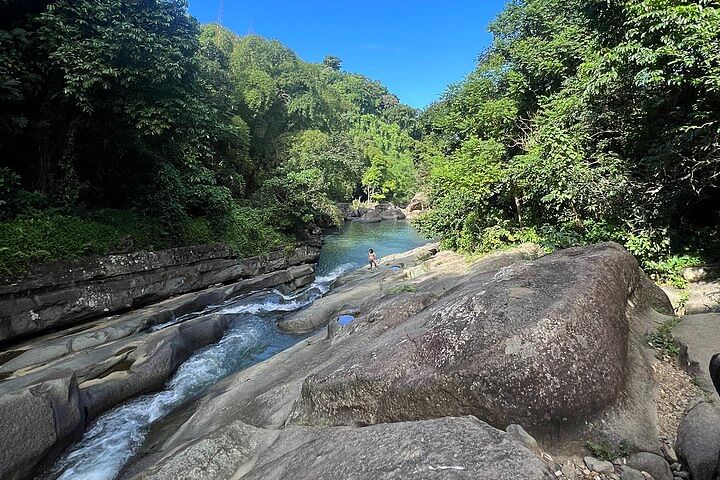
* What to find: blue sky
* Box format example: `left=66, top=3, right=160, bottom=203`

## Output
left=187, top=1, right=507, bottom=109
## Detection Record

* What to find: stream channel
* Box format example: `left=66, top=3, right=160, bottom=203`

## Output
left=41, top=220, right=427, bottom=480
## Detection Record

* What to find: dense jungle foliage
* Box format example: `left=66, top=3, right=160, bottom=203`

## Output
left=415, top=0, right=720, bottom=282
left=0, top=0, right=417, bottom=274
left=2, top=0, right=719, bottom=282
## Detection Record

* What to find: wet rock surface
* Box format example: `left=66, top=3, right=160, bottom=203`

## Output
left=0, top=371, right=85, bottom=480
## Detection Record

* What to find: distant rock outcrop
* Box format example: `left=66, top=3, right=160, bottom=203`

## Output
left=358, top=209, right=382, bottom=223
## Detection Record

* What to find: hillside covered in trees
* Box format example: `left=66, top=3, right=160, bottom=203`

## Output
left=0, top=0, right=418, bottom=274
left=1, top=0, right=719, bottom=283
left=414, top=0, right=720, bottom=282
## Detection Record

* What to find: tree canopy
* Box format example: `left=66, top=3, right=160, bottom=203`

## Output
left=415, top=0, right=720, bottom=277
left=0, top=0, right=417, bottom=274
left=3, top=0, right=717, bottom=282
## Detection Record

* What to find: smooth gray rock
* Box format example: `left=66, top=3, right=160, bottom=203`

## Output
left=663, top=444, right=679, bottom=464
left=676, top=400, right=720, bottom=480
left=125, top=420, right=278, bottom=480
left=620, top=466, right=646, bottom=480
left=625, top=452, right=673, bottom=480
left=380, top=208, right=406, bottom=220
left=585, top=456, right=615, bottom=474
left=130, top=416, right=554, bottom=480
left=506, top=423, right=541, bottom=454
left=246, top=417, right=555, bottom=480
left=673, top=314, right=720, bottom=398
left=0, top=372, right=86, bottom=480
left=1, top=266, right=315, bottom=386
left=80, top=313, right=229, bottom=420
left=358, top=210, right=382, bottom=223
left=0, top=243, right=319, bottom=342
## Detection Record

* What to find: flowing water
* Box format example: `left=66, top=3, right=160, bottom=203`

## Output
left=41, top=220, right=427, bottom=480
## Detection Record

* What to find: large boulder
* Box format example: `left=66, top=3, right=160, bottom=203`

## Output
left=0, top=372, right=86, bottom=480
left=127, top=416, right=554, bottom=480
left=624, top=452, right=672, bottom=480
left=289, top=242, right=671, bottom=438
left=358, top=210, right=382, bottom=223
left=380, top=208, right=406, bottom=220
left=676, top=400, right=720, bottom=480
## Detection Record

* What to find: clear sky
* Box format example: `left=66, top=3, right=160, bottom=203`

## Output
left=187, top=1, right=507, bottom=109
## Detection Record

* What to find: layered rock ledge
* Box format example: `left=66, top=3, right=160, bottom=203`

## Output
left=0, top=242, right=320, bottom=343
left=0, top=242, right=319, bottom=480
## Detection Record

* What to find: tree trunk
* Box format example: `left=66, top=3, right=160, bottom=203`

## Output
left=514, top=196, right=523, bottom=226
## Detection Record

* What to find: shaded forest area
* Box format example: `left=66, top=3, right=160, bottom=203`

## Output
left=0, top=0, right=418, bottom=274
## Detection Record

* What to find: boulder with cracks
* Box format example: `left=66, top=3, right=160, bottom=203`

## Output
left=290, top=243, right=670, bottom=445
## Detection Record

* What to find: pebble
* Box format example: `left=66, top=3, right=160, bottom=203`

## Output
left=619, top=467, right=645, bottom=480
left=585, top=457, right=615, bottom=474
left=674, top=472, right=689, bottom=479
left=561, top=462, right=577, bottom=478
left=661, top=444, right=679, bottom=464
left=669, top=463, right=681, bottom=472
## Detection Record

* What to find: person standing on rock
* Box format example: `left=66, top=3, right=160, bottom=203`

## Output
left=368, top=249, right=379, bottom=270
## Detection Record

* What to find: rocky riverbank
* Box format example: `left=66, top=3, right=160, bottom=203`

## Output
left=0, top=239, right=321, bottom=480
left=4, top=238, right=720, bottom=480
left=105, top=241, right=712, bottom=480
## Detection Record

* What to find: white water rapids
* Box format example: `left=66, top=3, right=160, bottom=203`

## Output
left=40, top=263, right=356, bottom=480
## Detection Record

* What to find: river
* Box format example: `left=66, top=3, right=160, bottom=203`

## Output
left=40, top=220, right=427, bottom=480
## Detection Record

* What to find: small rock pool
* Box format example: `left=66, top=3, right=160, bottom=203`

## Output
left=316, top=220, right=428, bottom=276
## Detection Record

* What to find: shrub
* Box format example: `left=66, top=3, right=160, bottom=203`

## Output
left=0, top=206, right=293, bottom=277
left=0, top=210, right=170, bottom=276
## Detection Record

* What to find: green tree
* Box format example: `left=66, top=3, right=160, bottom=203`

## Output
left=322, top=55, right=342, bottom=71
left=354, top=115, right=417, bottom=203
left=418, top=0, right=720, bottom=266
